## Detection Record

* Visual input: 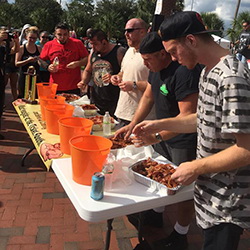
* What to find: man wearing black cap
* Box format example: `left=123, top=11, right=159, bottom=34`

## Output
left=133, top=11, right=250, bottom=250
left=115, top=31, right=202, bottom=249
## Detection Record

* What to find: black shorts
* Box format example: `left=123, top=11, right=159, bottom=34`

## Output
left=5, top=63, right=19, bottom=74
left=203, top=223, right=243, bottom=250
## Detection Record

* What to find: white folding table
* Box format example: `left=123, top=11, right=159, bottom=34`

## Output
left=52, top=158, right=194, bottom=249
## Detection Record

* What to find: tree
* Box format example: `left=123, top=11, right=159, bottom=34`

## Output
left=227, top=11, right=250, bottom=42
left=200, top=12, right=224, bottom=37
left=135, top=0, right=155, bottom=24
left=66, top=0, right=95, bottom=37
left=0, top=3, right=21, bottom=29
left=15, top=0, right=63, bottom=32
left=95, top=0, right=136, bottom=40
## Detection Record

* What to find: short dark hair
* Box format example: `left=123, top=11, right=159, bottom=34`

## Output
left=55, top=23, right=69, bottom=31
left=87, top=29, right=108, bottom=41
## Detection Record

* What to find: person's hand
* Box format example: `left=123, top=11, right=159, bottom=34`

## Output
left=114, top=123, right=134, bottom=140
left=118, top=81, right=133, bottom=92
left=13, top=32, right=19, bottom=42
left=170, top=161, right=199, bottom=186
left=111, top=74, right=122, bottom=86
left=66, top=61, right=78, bottom=69
left=47, top=64, right=58, bottom=73
left=102, top=73, right=111, bottom=84
left=27, top=56, right=38, bottom=63
left=132, top=120, right=162, bottom=136
left=131, top=133, right=157, bottom=147
left=77, top=80, right=88, bottom=92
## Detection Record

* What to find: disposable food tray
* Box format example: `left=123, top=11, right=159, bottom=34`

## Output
left=129, top=159, right=180, bottom=194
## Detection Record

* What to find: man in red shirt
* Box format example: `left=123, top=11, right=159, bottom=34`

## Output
left=40, top=23, right=88, bottom=94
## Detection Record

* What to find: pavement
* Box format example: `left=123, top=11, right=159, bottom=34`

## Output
left=0, top=85, right=250, bottom=250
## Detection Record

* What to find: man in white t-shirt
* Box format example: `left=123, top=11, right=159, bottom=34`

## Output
left=111, top=18, right=155, bottom=125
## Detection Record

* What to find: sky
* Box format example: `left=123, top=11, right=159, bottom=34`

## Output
left=184, top=0, right=250, bottom=30
left=8, top=0, right=250, bottom=31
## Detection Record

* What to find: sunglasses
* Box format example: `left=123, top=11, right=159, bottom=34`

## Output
left=41, top=36, right=49, bottom=39
left=124, top=28, right=143, bottom=33
left=29, top=37, right=37, bottom=40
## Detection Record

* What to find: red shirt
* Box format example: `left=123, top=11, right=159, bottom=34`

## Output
left=40, top=38, right=88, bottom=91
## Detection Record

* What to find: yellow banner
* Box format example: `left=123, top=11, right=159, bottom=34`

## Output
left=13, top=100, right=70, bottom=170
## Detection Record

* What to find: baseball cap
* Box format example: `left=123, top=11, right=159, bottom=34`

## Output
left=160, top=11, right=218, bottom=41
left=139, top=31, right=164, bottom=54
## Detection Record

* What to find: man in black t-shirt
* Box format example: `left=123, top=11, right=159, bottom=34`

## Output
left=115, top=32, right=203, bottom=249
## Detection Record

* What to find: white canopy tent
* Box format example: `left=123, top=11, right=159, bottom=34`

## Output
left=212, top=34, right=231, bottom=50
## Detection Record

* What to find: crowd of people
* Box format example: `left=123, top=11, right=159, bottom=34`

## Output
left=0, top=10, right=249, bottom=250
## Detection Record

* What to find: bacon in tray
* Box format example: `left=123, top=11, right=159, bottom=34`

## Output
left=58, top=93, right=80, bottom=102
left=133, top=158, right=178, bottom=188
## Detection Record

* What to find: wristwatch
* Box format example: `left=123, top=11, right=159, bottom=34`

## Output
left=132, top=81, right=137, bottom=89
left=155, top=132, right=163, bottom=142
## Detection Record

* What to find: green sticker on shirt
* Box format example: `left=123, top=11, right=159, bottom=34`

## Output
left=160, top=84, right=169, bottom=96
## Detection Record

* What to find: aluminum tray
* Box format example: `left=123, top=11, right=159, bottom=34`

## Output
left=129, top=159, right=180, bottom=194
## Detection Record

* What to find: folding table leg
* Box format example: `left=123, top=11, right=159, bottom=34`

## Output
left=21, top=146, right=35, bottom=167
left=104, top=218, right=114, bottom=250
left=137, top=212, right=144, bottom=243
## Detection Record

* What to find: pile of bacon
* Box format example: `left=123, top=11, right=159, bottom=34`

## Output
left=88, top=115, right=114, bottom=124
left=133, top=158, right=178, bottom=188
left=109, top=136, right=133, bottom=149
left=81, top=104, right=97, bottom=110
left=58, top=93, right=80, bottom=102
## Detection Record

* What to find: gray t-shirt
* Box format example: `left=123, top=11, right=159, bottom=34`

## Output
left=195, top=55, right=250, bottom=229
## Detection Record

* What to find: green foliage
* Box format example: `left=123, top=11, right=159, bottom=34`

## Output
left=0, top=2, right=21, bottom=29
left=95, top=0, right=136, bottom=39
left=9, top=0, right=63, bottom=32
left=200, top=12, right=224, bottom=37
left=66, top=0, right=95, bottom=37
left=227, top=11, right=250, bottom=42
left=135, top=0, right=155, bottom=24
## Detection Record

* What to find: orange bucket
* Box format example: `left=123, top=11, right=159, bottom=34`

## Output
left=39, top=95, right=66, bottom=121
left=58, top=117, right=94, bottom=155
left=37, top=83, right=58, bottom=98
left=45, top=104, right=74, bottom=134
left=70, top=135, right=113, bottom=185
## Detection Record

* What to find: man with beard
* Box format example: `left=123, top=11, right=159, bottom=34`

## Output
left=77, top=29, right=126, bottom=116
left=40, top=23, right=88, bottom=94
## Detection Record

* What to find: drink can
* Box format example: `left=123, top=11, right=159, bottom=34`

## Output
left=90, top=172, right=105, bottom=200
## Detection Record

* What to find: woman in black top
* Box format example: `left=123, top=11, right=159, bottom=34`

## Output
left=15, top=26, right=41, bottom=98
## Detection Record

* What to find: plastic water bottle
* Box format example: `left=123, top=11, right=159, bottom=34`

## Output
left=103, top=111, right=111, bottom=136
left=53, top=56, right=59, bottom=71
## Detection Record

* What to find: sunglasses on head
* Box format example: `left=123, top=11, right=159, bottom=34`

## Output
left=124, top=28, right=143, bottom=33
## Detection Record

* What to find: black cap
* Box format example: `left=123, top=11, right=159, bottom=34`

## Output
left=139, top=31, right=164, bottom=54
left=160, top=11, right=218, bottom=41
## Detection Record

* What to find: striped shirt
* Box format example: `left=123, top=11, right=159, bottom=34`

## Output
left=195, top=55, right=250, bottom=229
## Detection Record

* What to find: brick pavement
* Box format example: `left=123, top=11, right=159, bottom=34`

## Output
left=0, top=86, right=249, bottom=250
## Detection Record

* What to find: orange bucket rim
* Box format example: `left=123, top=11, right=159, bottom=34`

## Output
left=37, top=82, right=58, bottom=86
left=45, top=104, right=70, bottom=111
left=70, top=135, right=112, bottom=152
left=58, top=117, right=93, bottom=128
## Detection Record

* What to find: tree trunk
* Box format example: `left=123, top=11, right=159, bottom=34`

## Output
left=161, top=0, right=177, bottom=17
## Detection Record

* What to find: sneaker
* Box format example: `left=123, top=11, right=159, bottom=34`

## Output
left=152, top=230, right=188, bottom=250
left=127, top=209, right=163, bottom=229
